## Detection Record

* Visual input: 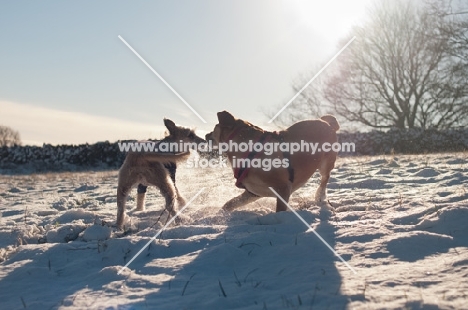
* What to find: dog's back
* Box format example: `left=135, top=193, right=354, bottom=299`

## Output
left=283, top=117, right=339, bottom=147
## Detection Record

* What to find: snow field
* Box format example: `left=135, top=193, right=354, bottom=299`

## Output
left=0, top=153, right=467, bottom=309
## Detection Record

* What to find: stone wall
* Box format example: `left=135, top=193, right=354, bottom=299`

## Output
left=338, top=128, right=468, bottom=155
left=1, top=128, right=467, bottom=173
left=0, top=141, right=125, bottom=174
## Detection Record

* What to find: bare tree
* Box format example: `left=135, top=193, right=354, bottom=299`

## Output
left=427, top=0, right=468, bottom=62
left=0, top=126, right=21, bottom=147
left=271, top=0, right=468, bottom=130
left=325, top=0, right=468, bottom=129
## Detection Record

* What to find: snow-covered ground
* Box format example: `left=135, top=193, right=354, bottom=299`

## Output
left=1, top=153, right=467, bottom=309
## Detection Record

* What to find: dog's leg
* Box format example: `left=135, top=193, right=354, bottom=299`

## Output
left=315, top=156, right=336, bottom=203
left=164, top=162, right=177, bottom=183
left=272, top=185, right=291, bottom=212
left=175, top=186, right=186, bottom=208
left=159, top=184, right=179, bottom=223
left=147, top=172, right=180, bottom=224
left=164, top=162, right=186, bottom=208
left=222, top=190, right=260, bottom=212
left=136, top=184, right=147, bottom=211
left=117, top=181, right=133, bottom=229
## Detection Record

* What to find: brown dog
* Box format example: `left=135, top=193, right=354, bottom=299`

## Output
left=116, top=119, right=205, bottom=229
left=206, top=111, right=340, bottom=212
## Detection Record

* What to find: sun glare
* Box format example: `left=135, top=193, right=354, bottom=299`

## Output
left=291, top=0, right=371, bottom=41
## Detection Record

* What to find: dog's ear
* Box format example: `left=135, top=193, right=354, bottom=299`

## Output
left=164, top=118, right=177, bottom=134
left=217, top=111, right=236, bottom=127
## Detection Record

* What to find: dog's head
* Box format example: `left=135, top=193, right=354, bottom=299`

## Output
left=206, top=111, right=265, bottom=146
left=164, top=118, right=206, bottom=144
left=205, top=111, right=238, bottom=145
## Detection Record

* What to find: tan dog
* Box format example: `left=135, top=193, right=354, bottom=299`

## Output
left=206, top=111, right=340, bottom=212
left=116, top=119, right=205, bottom=229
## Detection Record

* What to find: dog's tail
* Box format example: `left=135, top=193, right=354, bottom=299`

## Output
left=320, top=115, right=340, bottom=131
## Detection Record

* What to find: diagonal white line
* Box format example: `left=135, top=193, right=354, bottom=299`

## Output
left=118, top=35, right=207, bottom=123
left=268, top=36, right=356, bottom=123
left=268, top=187, right=357, bottom=274
left=118, top=188, right=205, bottom=275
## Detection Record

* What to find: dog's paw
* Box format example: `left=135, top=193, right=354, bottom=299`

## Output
left=317, top=200, right=336, bottom=220
left=216, top=208, right=232, bottom=217
left=175, top=214, right=191, bottom=225
left=206, top=209, right=230, bottom=222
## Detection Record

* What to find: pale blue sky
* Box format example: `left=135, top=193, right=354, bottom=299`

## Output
left=0, top=0, right=372, bottom=145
